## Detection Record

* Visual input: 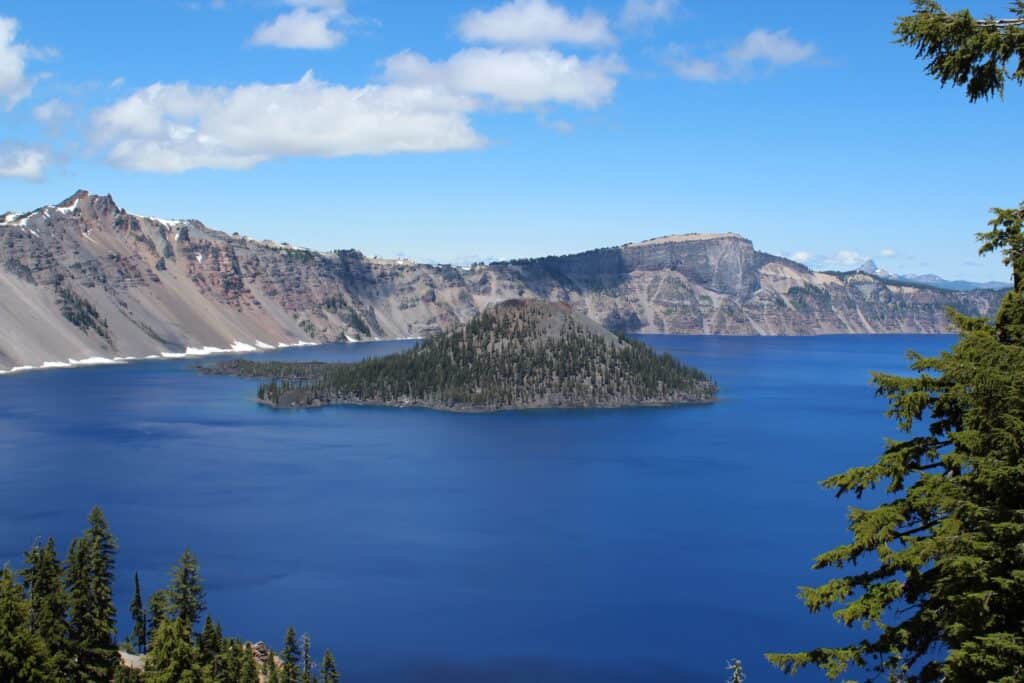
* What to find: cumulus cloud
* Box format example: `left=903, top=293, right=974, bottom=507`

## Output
left=92, top=71, right=485, bottom=173
left=0, top=144, right=48, bottom=180
left=789, top=250, right=813, bottom=264
left=0, top=16, right=35, bottom=110
left=620, top=0, right=677, bottom=27
left=459, top=0, right=614, bottom=47
left=385, top=48, right=625, bottom=108
left=32, top=98, right=71, bottom=124
left=671, top=28, right=815, bottom=82
left=880, top=248, right=897, bottom=257
left=824, top=250, right=869, bottom=269
left=727, top=29, right=815, bottom=66
left=251, top=0, right=349, bottom=49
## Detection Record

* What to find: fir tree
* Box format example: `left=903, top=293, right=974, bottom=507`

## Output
left=282, top=626, right=301, bottom=683
left=768, top=4, right=1024, bottom=680
left=301, top=632, right=314, bottom=683
left=169, top=549, right=206, bottom=634
left=0, top=564, right=52, bottom=682
left=198, top=615, right=223, bottom=665
left=66, top=506, right=119, bottom=682
left=321, top=649, right=340, bottom=683
left=145, top=617, right=203, bottom=683
left=129, top=572, right=146, bottom=654
left=148, top=588, right=169, bottom=639
left=240, top=643, right=260, bottom=683
left=21, top=537, right=69, bottom=674
left=266, top=649, right=282, bottom=683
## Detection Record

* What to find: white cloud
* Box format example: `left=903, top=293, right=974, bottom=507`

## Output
left=620, top=0, right=677, bottom=27
left=670, top=57, right=721, bottom=82
left=789, top=250, right=813, bottom=264
left=459, top=0, right=614, bottom=47
left=824, top=250, right=869, bottom=269
left=385, top=48, right=625, bottom=108
left=251, top=0, right=349, bottom=49
left=92, top=71, right=485, bottom=173
left=880, top=248, right=897, bottom=257
left=0, top=16, right=34, bottom=110
left=671, top=28, right=815, bottom=82
left=33, top=98, right=71, bottom=124
left=110, top=76, right=125, bottom=88
left=0, top=144, right=48, bottom=180
left=726, top=29, right=816, bottom=67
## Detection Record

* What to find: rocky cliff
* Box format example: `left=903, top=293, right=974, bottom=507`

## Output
left=0, top=191, right=1004, bottom=371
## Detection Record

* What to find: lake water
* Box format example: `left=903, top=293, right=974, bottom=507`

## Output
left=0, top=335, right=955, bottom=681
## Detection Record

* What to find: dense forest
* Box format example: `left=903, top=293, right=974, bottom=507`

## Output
left=0, top=508, right=338, bottom=683
left=210, top=299, right=716, bottom=411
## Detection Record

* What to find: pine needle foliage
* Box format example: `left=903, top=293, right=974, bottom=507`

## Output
left=768, top=6, right=1024, bottom=679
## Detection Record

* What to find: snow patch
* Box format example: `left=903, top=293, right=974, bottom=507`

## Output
left=68, top=356, right=123, bottom=366
left=254, top=340, right=275, bottom=350
left=230, top=341, right=257, bottom=353
left=55, top=199, right=79, bottom=215
left=143, top=215, right=184, bottom=228
left=195, top=253, right=203, bottom=263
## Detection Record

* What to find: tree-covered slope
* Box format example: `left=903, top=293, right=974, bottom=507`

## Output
left=214, top=299, right=716, bottom=411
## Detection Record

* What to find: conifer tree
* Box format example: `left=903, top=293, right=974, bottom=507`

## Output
left=240, top=643, right=260, bottom=683
left=266, top=649, right=282, bottom=683
left=129, top=572, right=146, bottom=654
left=321, top=649, right=340, bottom=683
left=768, top=4, right=1024, bottom=680
left=301, top=632, right=314, bottom=683
left=0, top=564, right=52, bottom=682
left=145, top=617, right=203, bottom=683
left=282, top=626, right=301, bottom=683
left=21, top=537, right=69, bottom=674
left=169, top=549, right=206, bottom=635
left=66, top=506, right=119, bottom=682
left=199, top=615, right=223, bottom=665
left=148, top=588, right=169, bottom=639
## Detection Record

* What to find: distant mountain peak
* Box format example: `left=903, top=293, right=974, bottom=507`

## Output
left=858, top=259, right=879, bottom=274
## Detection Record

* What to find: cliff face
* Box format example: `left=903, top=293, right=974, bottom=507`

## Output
left=0, top=191, right=1004, bottom=371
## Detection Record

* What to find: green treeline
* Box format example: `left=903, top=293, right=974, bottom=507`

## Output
left=230, top=301, right=716, bottom=410
left=0, top=507, right=338, bottom=683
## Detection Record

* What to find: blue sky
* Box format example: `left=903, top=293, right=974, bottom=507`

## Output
left=0, top=0, right=1020, bottom=281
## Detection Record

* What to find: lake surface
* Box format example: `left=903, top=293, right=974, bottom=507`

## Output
left=0, top=335, right=955, bottom=681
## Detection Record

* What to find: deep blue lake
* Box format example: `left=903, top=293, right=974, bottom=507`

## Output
left=0, top=335, right=955, bottom=681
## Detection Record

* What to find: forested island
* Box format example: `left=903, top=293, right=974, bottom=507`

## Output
left=207, top=299, right=716, bottom=411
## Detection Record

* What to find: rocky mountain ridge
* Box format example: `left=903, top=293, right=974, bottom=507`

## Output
left=0, top=191, right=1005, bottom=372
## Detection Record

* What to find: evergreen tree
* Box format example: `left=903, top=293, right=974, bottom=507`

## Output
left=169, top=549, right=206, bottom=635
left=148, top=588, right=169, bottom=639
left=768, top=4, right=1024, bottom=680
left=282, top=626, right=301, bottom=683
left=240, top=643, right=260, bottom=683
left=145, top=617, right=203, bottom=683
left=66, top=506, right=119, bottom=682
left=198, top=615, right=223, bottom=665
left=321, top=649, right=340, bottom=683
left=301, top=632, right=314, bottom=683
left=129, top=572, right=146, bottom=654
left=21, top=537, right=69, bottom=674
left=266, top=649, right=282, bottom=683
left=0, top=564, right=52, bottom=682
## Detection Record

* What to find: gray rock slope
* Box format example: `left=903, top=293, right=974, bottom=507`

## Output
left=0, top=191, right=1003, bottom=371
